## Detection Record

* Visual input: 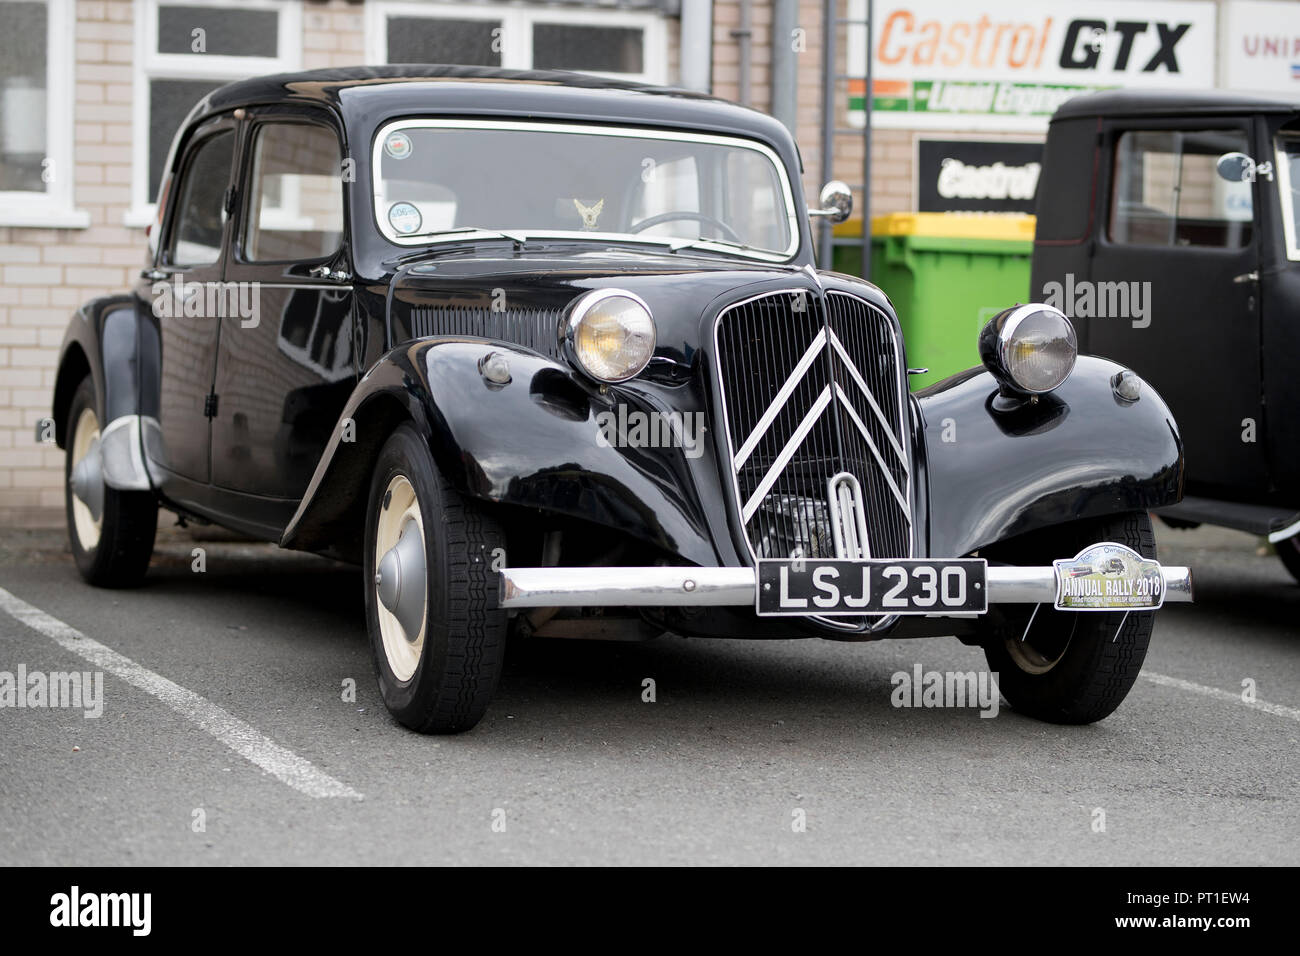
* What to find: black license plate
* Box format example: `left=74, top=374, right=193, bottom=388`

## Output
left=756, top=559, right=988, bottom=616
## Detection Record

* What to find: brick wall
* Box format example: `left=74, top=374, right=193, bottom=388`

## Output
left=0, top=0, right=140, bottom=527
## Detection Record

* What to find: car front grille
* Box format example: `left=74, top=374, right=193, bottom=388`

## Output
left=713, top=288, right=913, bottom=563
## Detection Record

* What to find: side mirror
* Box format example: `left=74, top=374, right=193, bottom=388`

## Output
left=810, top=180, right=852, bottom=223
left=1216, top=152, right=1255, bottom=183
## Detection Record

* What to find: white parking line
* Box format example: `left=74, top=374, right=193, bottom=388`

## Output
left=1142, top=671, right=1300, bottom=723
left=0, top=586, right=363, bottom=800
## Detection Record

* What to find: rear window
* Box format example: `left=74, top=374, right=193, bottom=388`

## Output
left=1108, top=130, right=1254, bottom=249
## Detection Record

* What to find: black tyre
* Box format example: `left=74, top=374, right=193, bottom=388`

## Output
left=980, top=512, right=1158, bottom=725
left=64, top=376, right=157, bottom=587
left=363, top=424, right=507, bottom=733
left=1276, top=536, right=1300, bottom=585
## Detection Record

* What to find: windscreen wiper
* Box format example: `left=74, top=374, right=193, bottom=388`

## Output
left=400, top=226, right=532, bottom=245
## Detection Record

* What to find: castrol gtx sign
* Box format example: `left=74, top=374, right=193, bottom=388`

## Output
left=847, top=0, right=1217, bottom=130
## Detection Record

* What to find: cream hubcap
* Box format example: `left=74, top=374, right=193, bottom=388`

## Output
left=374, top=474, right=428, bottom=682
left=69, top=407, right=102, bottom=551
left=1006, top=606, right=1078, bottom=675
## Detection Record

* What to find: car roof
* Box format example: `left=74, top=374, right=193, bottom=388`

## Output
left=194, top=64, right=768, bottom=127
left=183, top=65, right=800, bottom=162
left=1052, top=88, right=1300, bottom=121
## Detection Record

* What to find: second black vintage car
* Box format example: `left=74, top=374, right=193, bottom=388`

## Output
left=1032, top=90, right=1300, bottom=583
left=53, top=66, right=1191, bottom=733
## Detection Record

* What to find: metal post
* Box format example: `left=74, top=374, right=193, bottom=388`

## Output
left=770, top=0, right=798, bottom=134
left=679, top=0, right=715, bottom=93
left=818, top=0, right=835, bottom=269
left=732, top=0, right=753, bottom=106
left=861, top=0, right=873, bottom=280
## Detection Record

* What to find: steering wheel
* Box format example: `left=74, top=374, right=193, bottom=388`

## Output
left=628, top=211, right=742, bottom=244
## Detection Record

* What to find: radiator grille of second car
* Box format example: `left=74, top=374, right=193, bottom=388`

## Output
left=714, top=289, right=913, bottom=562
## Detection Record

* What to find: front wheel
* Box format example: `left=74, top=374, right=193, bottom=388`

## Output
left=979, top=513, right=1158, bottom=724
left=363, top=424, right=508, bottom=733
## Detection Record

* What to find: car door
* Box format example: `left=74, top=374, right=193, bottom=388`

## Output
left=210, top=109, right=355, bottom=502
left=144, top=118, right=238, bottom=488
left=1087, top=122, right=1267, bottom=498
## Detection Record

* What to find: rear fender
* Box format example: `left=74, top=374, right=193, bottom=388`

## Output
left=53, top=297, right=160, bottom=491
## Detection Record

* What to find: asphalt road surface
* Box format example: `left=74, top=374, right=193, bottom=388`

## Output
left=1, top=520, right=1295, bottom=866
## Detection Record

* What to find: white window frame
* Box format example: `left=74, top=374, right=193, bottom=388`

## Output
left=365, top=1, right=667, bottom=85
left=126, top=0, right=301, bottom=227
left=0, top=0, right=88, bottom=228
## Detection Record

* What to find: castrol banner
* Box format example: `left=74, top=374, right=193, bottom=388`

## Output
left=847, top=0, right=1218, bottom=130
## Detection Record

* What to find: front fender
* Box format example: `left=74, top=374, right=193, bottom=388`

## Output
left=918, top=356, right=1184, bottom=558
left=281, top=339, right=721, bottom=566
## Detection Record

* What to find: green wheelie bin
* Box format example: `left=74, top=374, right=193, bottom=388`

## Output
left=833, top=213, right=1035, bottom=390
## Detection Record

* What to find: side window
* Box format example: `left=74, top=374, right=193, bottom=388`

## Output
left=244, top=123, right=344, bottom=263
left=167, top=130, right=235, bottom=267
left=1109, top=130, right=1254, bottom=249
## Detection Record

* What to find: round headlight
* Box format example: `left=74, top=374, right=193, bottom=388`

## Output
left=564, top=290, right=656, bottom=383
left=979, top=304, right=1077, bottom=395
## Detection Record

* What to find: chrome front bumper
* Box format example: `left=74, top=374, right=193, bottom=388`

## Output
left=499, top=564, right=1194, bottom=610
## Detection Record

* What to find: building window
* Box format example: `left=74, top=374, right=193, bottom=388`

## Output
left=0, top=0, right=86, bottom=227
left=366, top=2, right=665, bottom=83
left=129, top=0, right=301, bottom=226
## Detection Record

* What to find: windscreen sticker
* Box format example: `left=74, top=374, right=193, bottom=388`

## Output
left=573, top=198, right=605, bottom=230
left=384, top=131, right=412, bottom=160
left=388, top=201, right=422, bottom=235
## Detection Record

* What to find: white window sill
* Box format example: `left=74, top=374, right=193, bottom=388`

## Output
left=123, top=206, right=156, bottom=229
left=0, top=208, right=92, bottom=229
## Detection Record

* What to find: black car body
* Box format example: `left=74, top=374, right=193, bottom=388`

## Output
left=1032, top=89, right=1300, bottom=580
left=53, top=66, right=1191, bottom=732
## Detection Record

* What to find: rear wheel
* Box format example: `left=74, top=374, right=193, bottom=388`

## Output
left=363, top=424, right=508, bottom=733
left=980, top=512, right=1157, bottom=724
left=64, top=376, right=157, bottom=587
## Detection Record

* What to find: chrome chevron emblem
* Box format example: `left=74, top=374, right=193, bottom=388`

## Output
left=734, top=324, right=911, bottom=530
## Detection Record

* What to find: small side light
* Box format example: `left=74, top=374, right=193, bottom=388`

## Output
left=478, top=351, right=511, bottom=386
left=1111, top=369, right=1141, bottom=403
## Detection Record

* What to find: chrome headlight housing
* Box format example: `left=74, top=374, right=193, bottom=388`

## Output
left=978, top=304, right=1077, bottom=396
left=564, top=289, right=656, bottom=383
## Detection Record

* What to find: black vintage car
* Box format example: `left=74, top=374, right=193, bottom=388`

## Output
left=53, top=66, right=1191, bottom=733
left=1032, top=90, right=1300, bottom=581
